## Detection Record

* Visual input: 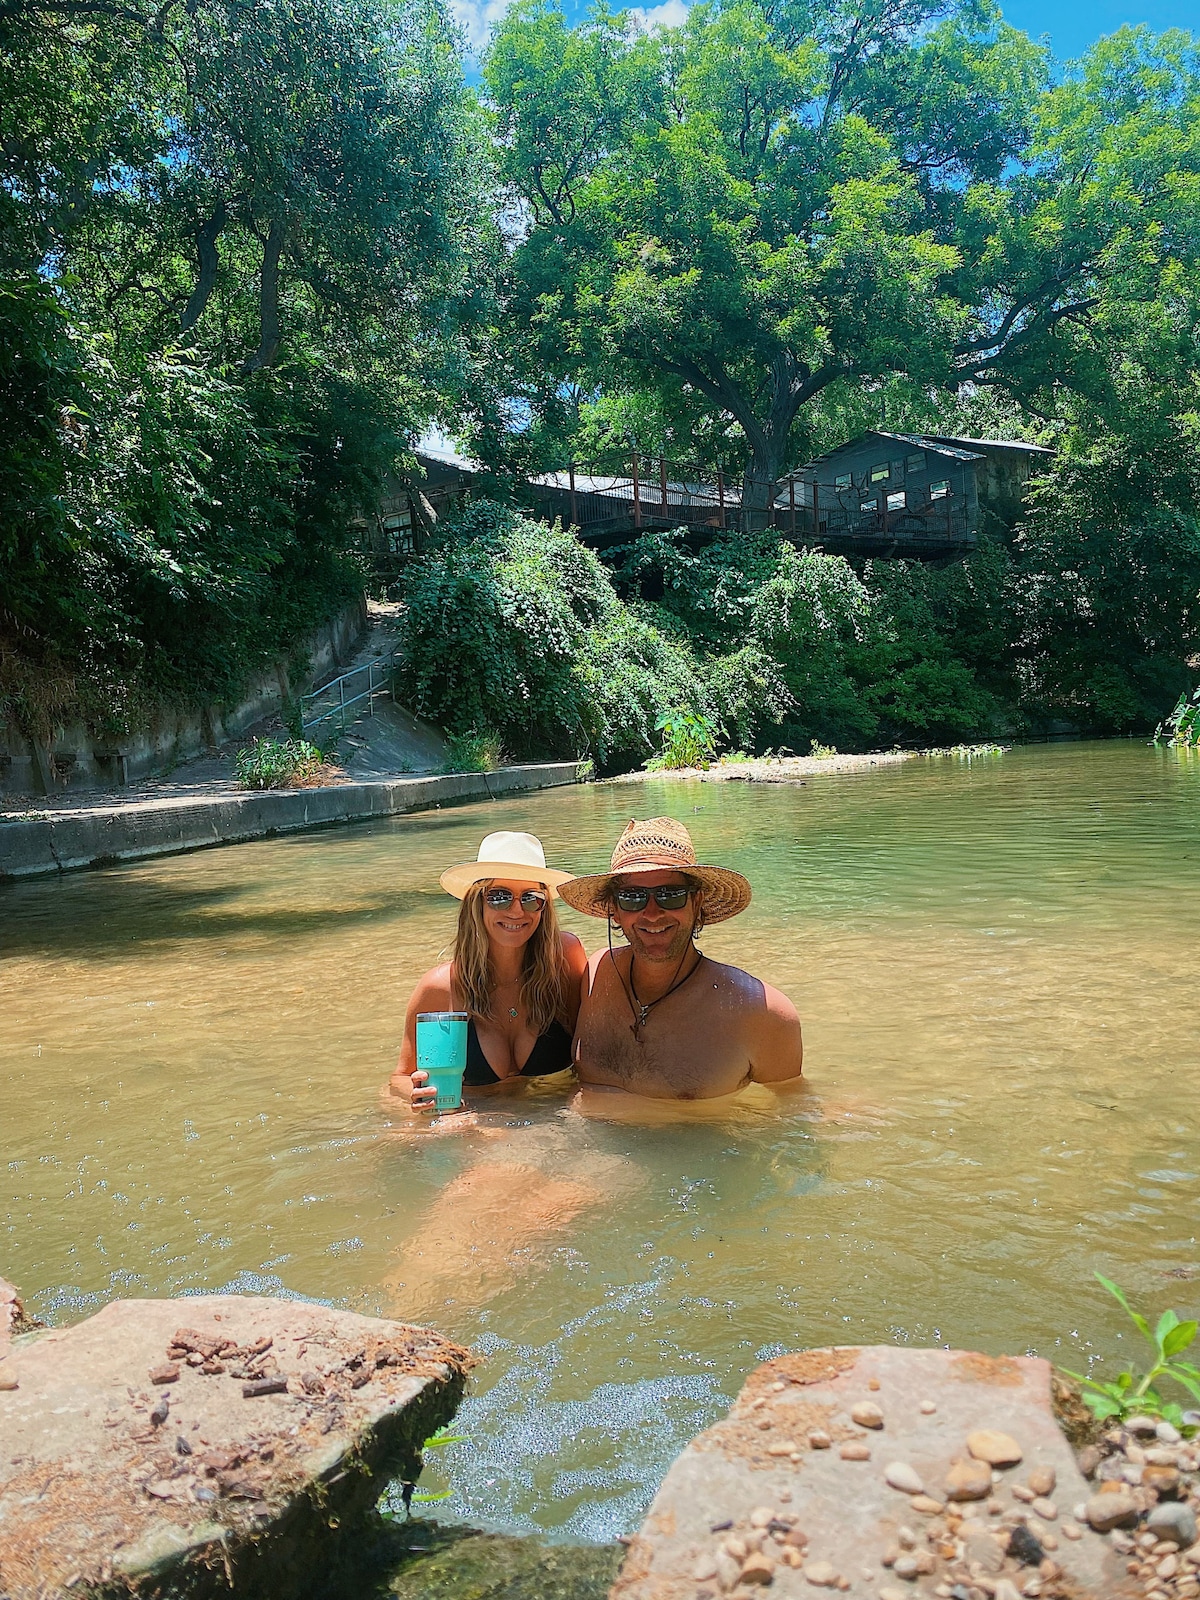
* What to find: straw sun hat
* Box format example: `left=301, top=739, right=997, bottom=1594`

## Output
left=439, top=832, right=575, bottom=900
left=558, top=816, right=751, bottom=924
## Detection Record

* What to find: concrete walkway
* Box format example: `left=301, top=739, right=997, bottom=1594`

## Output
left=0, top=762, right=582, bottom=882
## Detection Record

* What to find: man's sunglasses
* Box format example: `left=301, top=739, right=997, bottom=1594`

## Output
left=612, top=885, right=695, bottom=912
left=483, top=887, right=547, bottom=911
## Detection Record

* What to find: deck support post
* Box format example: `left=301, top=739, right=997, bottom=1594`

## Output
left=632, top=453, right=642, bottom=529
left=569, top=464, right=577, bottom=529
left=789, top=475, right=795, bottom=537
left=660, top=457, right=668, bottom=518
left=717, top=469, right=725, bottom=530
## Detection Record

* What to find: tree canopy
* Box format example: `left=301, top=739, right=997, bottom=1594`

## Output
left=485, top=1, right=1200, bottom=516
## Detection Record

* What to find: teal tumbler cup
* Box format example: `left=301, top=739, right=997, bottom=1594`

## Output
left=416, top=1011, right=469, bottom=1111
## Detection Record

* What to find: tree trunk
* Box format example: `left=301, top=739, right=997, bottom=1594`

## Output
left=244, top=217, right=285, bottom=372
left=180, top=199, right=226, bottom=334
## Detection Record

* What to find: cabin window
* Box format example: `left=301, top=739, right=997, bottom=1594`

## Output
left=929, top=479, right=951, bottom=500
left=870, top=462, right=890, bottom=483
left=381, top=511, right=415, bottom=554
left=887, top=490, right=906, bottom=511
left=906, top=451, right=925, bottom=473
left=860, top=498, right=878, bottom=513
left=834, top=472, right=852, bottom=488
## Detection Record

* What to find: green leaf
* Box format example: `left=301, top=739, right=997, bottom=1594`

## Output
left=412, top=1489, right=452, bottom=1503
left=1083, top=1392, right=1124, bottom=1421
left=1162, top=1321, right=1198, bottom=1358
left=1096, top=1273, right=1151, bottom=1341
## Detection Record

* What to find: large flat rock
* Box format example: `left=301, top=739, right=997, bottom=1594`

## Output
left=613, top=1346, right=1140, bottom=1600
left=0, top=1295, right=468, bottom=1599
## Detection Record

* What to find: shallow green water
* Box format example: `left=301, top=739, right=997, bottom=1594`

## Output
left=3, top=741, right=1199, bottom=1541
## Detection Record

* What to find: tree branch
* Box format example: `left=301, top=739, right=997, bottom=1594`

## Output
left=180, top=198, right=225, bottom=333
left=243, top=216, right=285, bottom=372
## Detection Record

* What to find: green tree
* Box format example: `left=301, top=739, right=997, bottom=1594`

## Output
left=485, top=2, right=1200, bottom=521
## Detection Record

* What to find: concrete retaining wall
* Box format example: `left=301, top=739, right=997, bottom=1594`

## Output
left=0, top=600, right=367, bottom=797
left=0, top=763, right=582, bottom=882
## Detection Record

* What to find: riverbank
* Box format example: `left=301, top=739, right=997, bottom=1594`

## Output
left=608, top=744, right=1006, bottom=785
left=0, top=762, right=583, bottom=883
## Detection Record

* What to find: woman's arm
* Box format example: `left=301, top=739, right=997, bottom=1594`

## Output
left=387, top=964, right=454, bottom=1111
left=559, top=931, right=590, bottom=1031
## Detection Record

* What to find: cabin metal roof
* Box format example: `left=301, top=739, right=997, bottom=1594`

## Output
left=800, top=430, right=1052, bottom=470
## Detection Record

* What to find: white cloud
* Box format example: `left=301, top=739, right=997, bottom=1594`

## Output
left=624, top=0, right=689, bottom=33
left=448, top=0, right=510, bottom=57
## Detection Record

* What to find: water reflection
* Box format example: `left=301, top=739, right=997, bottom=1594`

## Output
left=2, top=742, right=1199, bottom=1540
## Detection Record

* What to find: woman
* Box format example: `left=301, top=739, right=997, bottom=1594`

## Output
left=388, top=831, right=587, bottom=1110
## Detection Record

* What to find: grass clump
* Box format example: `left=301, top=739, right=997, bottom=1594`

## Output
left=442, top=730, right=503, bottom=773
left=234, top=737, right=337, bottom=790
left=645, top=708, right=718, bottom=771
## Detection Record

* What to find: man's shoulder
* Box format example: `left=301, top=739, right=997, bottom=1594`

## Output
left=703, top=958, right=799, bottom=1022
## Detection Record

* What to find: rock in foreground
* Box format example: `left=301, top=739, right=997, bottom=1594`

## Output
left=0, top=1295, right=468, bottom=1600
left=612, top=1345, right=1139, bottom=1600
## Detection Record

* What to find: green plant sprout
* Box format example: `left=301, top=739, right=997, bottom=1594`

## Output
left=1064, top=1273, right=1200, bottom=1427
left=646, top=707, right=718, bottom=770
left=809, top=739, right=838, bottom=760
left=1155, top=687, right=1200, bottom=748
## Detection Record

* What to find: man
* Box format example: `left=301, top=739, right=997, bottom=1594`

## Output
left=560, top=817, right=803, bottom=1099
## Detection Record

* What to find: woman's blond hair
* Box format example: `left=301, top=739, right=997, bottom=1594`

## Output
left=452, top=882, right=566, bottom=1034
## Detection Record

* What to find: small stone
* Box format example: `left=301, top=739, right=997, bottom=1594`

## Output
left=715, top=1551, right=741, bottom=1591
left=1144, top=1463, right=1181, bottom=1494
left=808, top=1429, right=832, bottom=1449
left=897, top=1527, right=917, bottom=1550
left=945, top=1458, right=993, bottom=1501
left=994, top=1583, right=1022, bottom=1600
left=0, top=1374, right=18, bottom=1392
left=964, top=1531, right=1004, bottom=1573
left=1031, top=1498, right=1057, bottom=1521
left=879, top=1590, right=907, bottom=1600
left=920, top=1400, right=937, bottom=1414
left=1157, top=1421, right=1182, bottom=1444
left=145, top=1479, right=176, bottom=1499
left=1158, top=1554, right=1179, bottom=1580
left=840, top=1441, right=871, bottom=1460
left=723, top=1537, right=748, bottom=1560
left=886, top=1463, right=925, bottom=1495
left=1147, top=1502, right=1198, bottom=1547
left=803, top=1561, right=837, bottom=1587
left=1126, top=1416, right=1160, bottom=1436
left=911, top=1495, right=945, bottom=1515
left=1076, top=1445, right=1101, bottom=1479
left=740, top=1554, right=776, bottom=1586
left=869, top=1378, right=881, bottom=1391
left=149, top=1395, right=169, bottom=1427
left=892, top=1555, right=919, bottom=1580
left=1008, top=1525, right=1046, bottom=1566
left=1144, top=1447, right=1180, bottom=1465
left=1027, top=1466, right=1056, bottom=1497
left=750, top=1507, right=775, bottom=1528
left=852, top=1401, right=885, bottom=1429
left=693, top=1557, right=719, bottom=1582
left=967, top=1430, right=1023, bottom=1467
left=149, top=1363, right=179, bottom=1385
left=1086, top=1491, right=1139, bottom=1532
left=1061, top=1521, right=1082, bottom=1540
left=1011, top=1483, right=1036, bottom=1503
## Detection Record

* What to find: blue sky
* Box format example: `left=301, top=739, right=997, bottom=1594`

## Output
left=453, top=0, right=1197, bottom=64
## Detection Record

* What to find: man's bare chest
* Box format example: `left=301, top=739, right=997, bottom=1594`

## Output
left=579, top=980, right=750, bottom=1098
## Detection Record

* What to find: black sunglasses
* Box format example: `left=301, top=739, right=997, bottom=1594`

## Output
left=612, top=885, right=695, bottom=912
left=483, top=887, right=547, bottom=911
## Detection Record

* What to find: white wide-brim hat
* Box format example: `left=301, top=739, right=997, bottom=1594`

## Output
left=439, top=832, right=575, bottom=900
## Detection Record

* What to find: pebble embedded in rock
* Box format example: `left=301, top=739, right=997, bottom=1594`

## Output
left=840, top=1441, right=871, bottom=1460
left=966, top=1430, right=1023, bottom=1467
left=750, top=1507, right=775, bottom=1528
left=911, top=1495, right=944, bottom=1515
left=879, top=1589, right=907, bottom=1600
left=891, top=1554, right=919, bottom=1580
left=149, top=1364, right=179, bottom=1385
left=767, top=1440, right=798, bottom=1456
left=1006, top=1524, right=1045, bottom=1567
left=808, top=1429, right=832, bottom=1450
left=944, top=1457, right=993, bottom=1500
left=715, top=1551, right=742, bottom=1591
left=693, top=1556, right=719, bottom=1581
left=802, top=1560, right=837, bottom=1587
left=993, top=1582, right=1022, bottom=1600
left=1027, top=1466, right=1055, bottom=1497
left=919, top=1400, right=937, bottom=1414
left=1076, top=1445, right=1100, bottom=1479
left=1031, top=1497, right=1057, bottom=1520
left=885, top=1462, right=924, bottom=1494
left=0, top=1373, right=18, bottom=1392
left=1085, top=1490, right=1139, bottom=1532
left=851, top=1401, right=885, bottom=1428
left=1157, top=1420, right=1182, bottom=1444
left=740, top=1553, right=776, bottom=1585
left=1143, top=1463, right=1181, bottom=1493
left=1147, top=1502, right=1198, bottom=1547
left=1011, top=1483, right=1035, bottom=1503
left=1125, top=1415, right=1159, bottom=1435
left=1060, top=1521, right=1082, bottom=1541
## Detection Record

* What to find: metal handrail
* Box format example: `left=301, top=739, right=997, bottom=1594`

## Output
left=300, top=649, right=398, bottom=737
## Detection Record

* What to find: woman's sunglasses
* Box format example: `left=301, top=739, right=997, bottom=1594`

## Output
left=612, top=885, right=695, bottom=912
left=483, top=887, right=547, bottom=911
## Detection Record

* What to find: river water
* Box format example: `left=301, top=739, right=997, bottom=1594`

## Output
left=3, top=742, right=1198, bottom=1542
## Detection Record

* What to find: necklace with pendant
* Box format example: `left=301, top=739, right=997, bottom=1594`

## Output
left=622, top=947, right=703, bottom=1042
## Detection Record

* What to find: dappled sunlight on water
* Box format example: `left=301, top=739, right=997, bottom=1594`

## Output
left=3, top=741, right=1199, bottom=1539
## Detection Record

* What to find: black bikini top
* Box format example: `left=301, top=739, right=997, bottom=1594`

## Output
left=463, top=1017, right=574, bottom=1086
